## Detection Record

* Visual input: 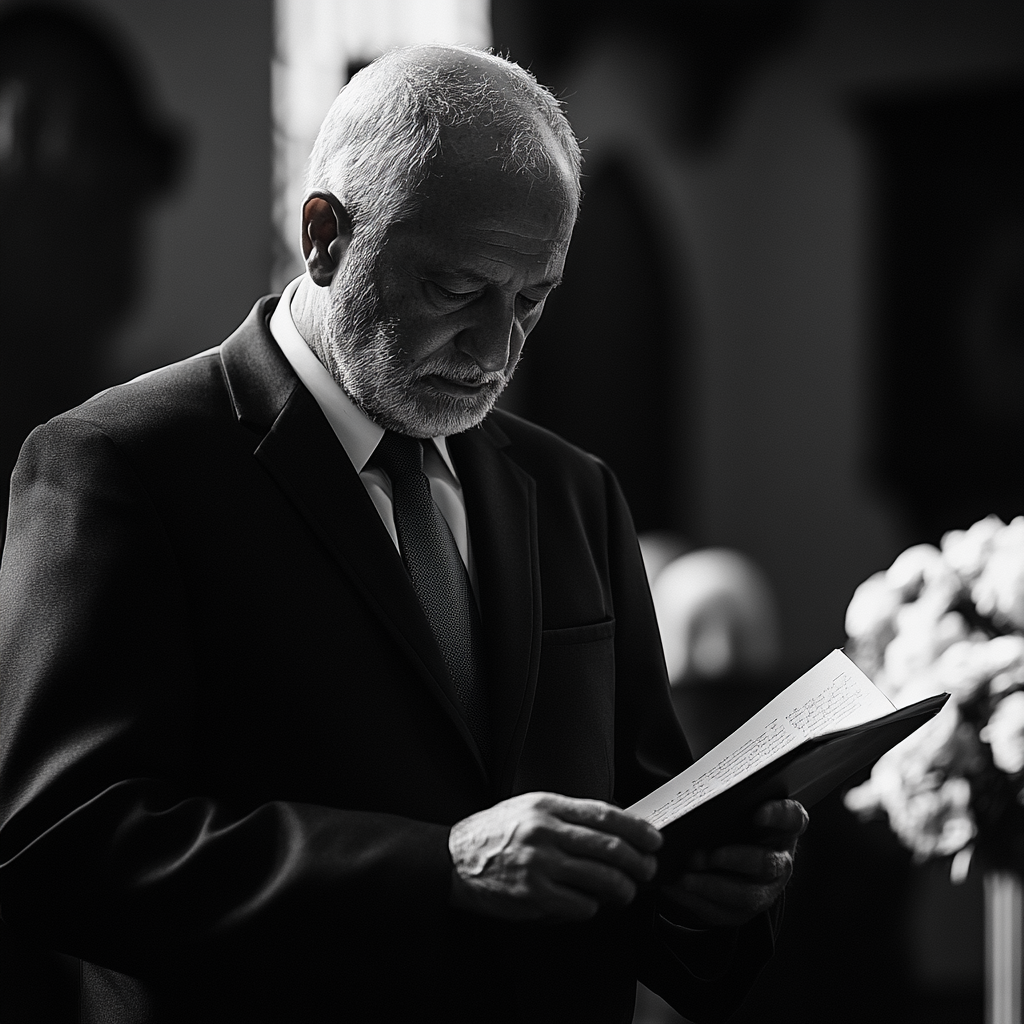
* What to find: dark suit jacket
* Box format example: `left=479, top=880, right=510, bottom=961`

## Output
left=0, top=298, right=777, bottom=1023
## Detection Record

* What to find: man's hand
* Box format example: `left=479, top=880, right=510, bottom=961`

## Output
left=448, top=792, right=663, bottom=922
left=658, top=800, right=808, bottom=929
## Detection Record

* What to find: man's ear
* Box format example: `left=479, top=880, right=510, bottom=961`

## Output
left=301, top=190, right=352, bottom=287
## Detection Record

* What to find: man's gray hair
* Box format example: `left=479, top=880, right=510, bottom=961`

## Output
left=304, top=44, right=582, bottom=244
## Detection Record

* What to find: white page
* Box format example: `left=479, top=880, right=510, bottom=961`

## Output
left=627, top=649, right=895, bottom=829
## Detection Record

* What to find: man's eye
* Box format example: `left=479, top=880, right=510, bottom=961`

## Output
left=433, top=283, right=482, bottom=304
left=518, top=293, right=544, bottom=311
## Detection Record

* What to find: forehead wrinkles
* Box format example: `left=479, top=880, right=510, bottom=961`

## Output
left=405, top=172, right=573, bottom=251
left=444, top=221, right=568, bottom=256
left=414, top=170, right=570, bottom=221
left=473, top=190, right=574, bottom=239
left=391, top=218, right=568, bottom=284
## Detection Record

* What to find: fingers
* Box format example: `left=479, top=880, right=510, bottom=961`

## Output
left=546, top=850, right=641, bottom=905
left=752, top=799, right=809, bottom=842
left=653, top=801, right=805, bottom=928
left=688, top=845, right=793, bottom=883
left=542, top=794, right=663, bottom=853
left=542, top=820, right=658, bottom=885
left=448, top=793, right=665, bottom=924
left=674, top=869, right=784, bottom=910
left=660, top=858, right=789, bottom=928
left=660, top=879, right=782, bottom=929
left=519, top=794, right=661, bottom=885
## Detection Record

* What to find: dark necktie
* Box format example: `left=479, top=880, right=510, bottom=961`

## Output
left=373, top=431, right=490, bottom=760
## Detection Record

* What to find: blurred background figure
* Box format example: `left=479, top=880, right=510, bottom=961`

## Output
left=652, top=547, right=780, bottom=687
left=638, top=530, right=692, bottom=587
left=0, top=6, right=180, bottom=1016
left=636, top=545, right=788, bottom=1024
left=0, top=2, right=182, bottom=551
left=650, top=547, right=782, bottom=757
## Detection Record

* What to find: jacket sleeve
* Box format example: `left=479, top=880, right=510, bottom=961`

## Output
left=600, top=460, right=779, bottom=1023
left=0, top=416, right=453, bottom=978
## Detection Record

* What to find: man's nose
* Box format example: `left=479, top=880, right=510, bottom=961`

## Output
left=456, top=294, right=516, bottom=373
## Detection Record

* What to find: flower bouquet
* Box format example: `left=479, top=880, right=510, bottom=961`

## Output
left=842, top=515, right=1024, bottom=877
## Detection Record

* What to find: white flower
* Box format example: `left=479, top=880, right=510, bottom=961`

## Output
left=889, top=775, right=974, bottom=859
left=882, top=606, right=968, bottom=702
left=859, top=703, right=957, bottom=794
left=848, top=758, right=975, bottom=859
left=932, top=636, right=1024, bottom=703
left=972, top=517, right=1024, bottom=631
left=845, top=517, right=1024, bottom=863
left=991, top=655, right=1024, bottom=696
left=844, top=778, right=882, bottom=816
left=910, top=777, right=974, bottom=858
left=899, top=702, right=961, bottom=774
left=979, top=634, right=1024, bottom=680
left=886, top=544, right=950, bottom=599
left=845, top=571, right=901, bottom=640
left=846, top=705, right=953, bottom=805
left=941, top=515, right=1006, bottom=581
left=981, top=691, right=1024, bottom=775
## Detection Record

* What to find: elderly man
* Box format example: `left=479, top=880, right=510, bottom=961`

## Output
left=0, top=46, right=805, bottom=1023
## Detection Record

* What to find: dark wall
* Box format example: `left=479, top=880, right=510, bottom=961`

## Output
left=78, top=0, right=273, bottom=379
left=491, top=4, right=1021, bottom=1022
left=493, top=0, right=1023, bottom=674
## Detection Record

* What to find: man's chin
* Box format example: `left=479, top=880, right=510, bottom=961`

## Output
left=366, top=386, right=501, bottom=438
left=413, top=391, right=498, bottom=436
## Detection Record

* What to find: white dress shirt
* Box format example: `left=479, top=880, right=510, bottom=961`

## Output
left=268, top=276, right=476, bottom=589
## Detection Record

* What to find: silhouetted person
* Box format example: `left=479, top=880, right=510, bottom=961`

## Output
left=0, top=6, right=179, bottom=1019
left=0, top=3, right=180, bottom=550
left=647, top=547, right=782, bottom=758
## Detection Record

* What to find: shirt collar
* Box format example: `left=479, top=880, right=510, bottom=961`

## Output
left=268, top=276, right=458, bottom=478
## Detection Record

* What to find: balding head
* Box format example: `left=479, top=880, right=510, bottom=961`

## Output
left=291, top=45, right=578, bottom=439
left=304, top=44, right=581, bottom=251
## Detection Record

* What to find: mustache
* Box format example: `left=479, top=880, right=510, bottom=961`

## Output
left=412, top=354, right=508, bottom=387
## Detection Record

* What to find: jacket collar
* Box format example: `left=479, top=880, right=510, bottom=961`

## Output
left=219, top=300, right=542, bottom=793
left=219, top=296, right=296, bottom=432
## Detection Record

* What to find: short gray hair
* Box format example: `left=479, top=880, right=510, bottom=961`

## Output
left=304, top=44, right=581, bottom=245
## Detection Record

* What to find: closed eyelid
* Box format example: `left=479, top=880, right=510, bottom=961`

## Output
left=428, top=277, right=555, bottom=309
left=437, top=283, right=484, bottom=300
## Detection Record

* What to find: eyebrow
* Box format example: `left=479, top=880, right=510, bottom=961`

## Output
left=432, top=269, right=564, bottom=291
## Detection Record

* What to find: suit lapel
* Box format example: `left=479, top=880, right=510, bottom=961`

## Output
left=220, top=302, right=490, bottom=780
left=448, top=420, right=542, bottom=797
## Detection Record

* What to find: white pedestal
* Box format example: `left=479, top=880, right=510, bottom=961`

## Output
left=985, top=870, right=1023, bottom=1024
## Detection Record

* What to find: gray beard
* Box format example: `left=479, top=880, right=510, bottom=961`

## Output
left=322, top=257, right=512, bottom=438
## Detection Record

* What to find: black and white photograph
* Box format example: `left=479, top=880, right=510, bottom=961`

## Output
left=0, top=1, right=1021, bottom=1022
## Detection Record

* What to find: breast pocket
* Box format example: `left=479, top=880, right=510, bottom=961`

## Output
left=514, top=618, right=616, bottom=800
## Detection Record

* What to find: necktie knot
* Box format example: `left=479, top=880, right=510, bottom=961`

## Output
left=373, top=431, right=425, bottom=483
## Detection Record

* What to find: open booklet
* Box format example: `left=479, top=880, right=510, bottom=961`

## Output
left=627, top=649, right=948, bottom=874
